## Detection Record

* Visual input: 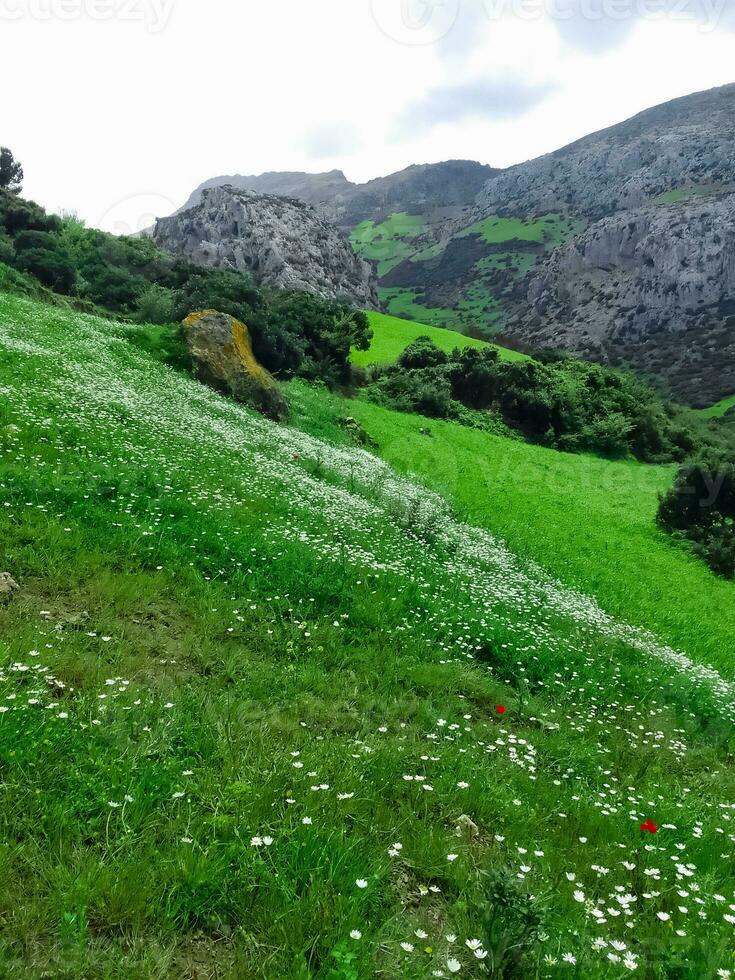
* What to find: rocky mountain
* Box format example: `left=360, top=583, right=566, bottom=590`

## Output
left=477, top=84, right=735, bottom=221
left=182, top=160, right=497, bottom=228
left=516, top=195, right=735, bottom=405
left=154, top=185, right=379, bottom=309
left=498, top=85, right=735, bottom=404
left=182, top=170, right=354, bottom=215
left=358, top=84, right=735, bottom=404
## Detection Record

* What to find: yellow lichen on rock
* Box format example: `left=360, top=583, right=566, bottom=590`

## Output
left=182, top=310, right=288, bottom=421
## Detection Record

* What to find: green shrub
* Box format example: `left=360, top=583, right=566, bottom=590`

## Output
left=15, top=243, right=75, bottom=295
left=367, top=366, right=454, bottom=418
left=365, top=339, right=735, bottom=463
left=579, top=411, right=632, bottom=458
left=0, top=231, right=13, bottom=264
left=135, top=283, right=175, bottom=324
left=658, top=449, right=735, bottom=577
left=397, top=334, right=449, bottom=370
left=449, top=346, right=500, bottom=409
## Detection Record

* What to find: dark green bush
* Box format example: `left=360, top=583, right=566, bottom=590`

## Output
left=449, top=347, right=500, bottom=409
left=397, top=335, right=449, bottom=370
left=0, top=231, right=13, bottom=264
left=14, top=229, right=75, bottom=293
left=135, top=283, right=175, bottom=325
left=658, top=450, right=735, bottom=577
left=368, top=366, right=454, bottom=418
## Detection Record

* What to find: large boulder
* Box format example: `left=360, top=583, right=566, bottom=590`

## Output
left=182, top=310, right=289, bottom=421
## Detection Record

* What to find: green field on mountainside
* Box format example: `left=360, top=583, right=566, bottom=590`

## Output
left=350, top=213, right=427, bottom=277
left=697, top=393, right=735, bottom=419
left=291, top=383, right=735, bottom=673
left=369, top=213, right=585, bottom=336
left=376, top=287, right=467, bottom=330
left=2, top=292, right=735, bottom=979
left=653, top=183, right=732, bottom=206
left=458, top=214, right=584, bottom=248
left=351, top=311, right=528, bottom=368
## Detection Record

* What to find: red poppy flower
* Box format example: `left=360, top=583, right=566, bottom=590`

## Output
left=640, top=818, right=658, bottom=834
left=495, top=705, right=506, bottom=715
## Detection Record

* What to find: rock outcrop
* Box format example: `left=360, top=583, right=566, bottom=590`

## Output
left=476, top=84, right=735, bottom=221
left=182, top=310, right=288, bottom=421
left=155, top=186, right=379, bottom=309
left=513, top=194, right=735, bottom=405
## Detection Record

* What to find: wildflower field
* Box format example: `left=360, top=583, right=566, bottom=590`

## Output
left=1, top=292, right=735, bottom=978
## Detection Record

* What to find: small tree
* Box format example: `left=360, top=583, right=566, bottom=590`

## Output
left=397, top=336, right=449, bottom=371
left=135, top=283, right=175, bottom=324
left=0, top=148, right=23, bottom=194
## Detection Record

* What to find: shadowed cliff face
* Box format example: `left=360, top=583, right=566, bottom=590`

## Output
left=512, top=195, right=735, bottom=405
left=154, top=186, right=380, bottom=310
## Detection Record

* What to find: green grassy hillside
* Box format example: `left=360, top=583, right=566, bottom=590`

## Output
left=350, top=213, right=427, bottom=277
left=2, top=292, right=735, bottom=978
left=291, top=384, right=735, bottom=673
left=351, top=311, right=528, bottom=368
left=697, top=394, right=735, bottom=419
left=361, top=213, right=585, bottom=337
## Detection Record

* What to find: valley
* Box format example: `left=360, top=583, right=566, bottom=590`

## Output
left=181, top=84, right=735, bottom=408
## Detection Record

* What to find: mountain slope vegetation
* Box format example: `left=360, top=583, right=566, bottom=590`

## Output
left=2, top=292, right=735, bottom=978
left=182, top=85, right=735, bottom=407
left=351, top=312, right=527, bottom=368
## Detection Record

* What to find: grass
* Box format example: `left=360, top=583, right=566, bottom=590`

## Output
left=376, top=286, right=463, bottom=329
left=350, top=213, right=426, bottom=277
left=696, top=394, right=735, bottom=419
left=460, top=214, right=585, bottom=247
left=653, top=184, right=729, bottom=206
left=377, top=289, right=507, bottom=337
left=290, top=385, right=735, bottom=674
left=351, top=311, right=528, bottom=368
left=2, top=291, right=735, bottom=978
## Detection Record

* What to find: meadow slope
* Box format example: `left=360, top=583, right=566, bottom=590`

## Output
left=291, top=385, right=735, bottom=675
left=352, top=312, right=527, bottom=369
left=1, top=294, right=735, bottom=979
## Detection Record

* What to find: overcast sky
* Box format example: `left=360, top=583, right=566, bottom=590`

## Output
left=3, top=0, right=734, bottom=232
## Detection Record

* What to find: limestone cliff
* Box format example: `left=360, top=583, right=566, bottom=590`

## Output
left=155, top=186, right=379, bottom=309
left=512, top=194, right=735, bottom=405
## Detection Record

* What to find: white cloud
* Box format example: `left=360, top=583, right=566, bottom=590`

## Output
left=1, top=0, right=732, bottom=231
left=395, top=77, right=556, bottom=138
